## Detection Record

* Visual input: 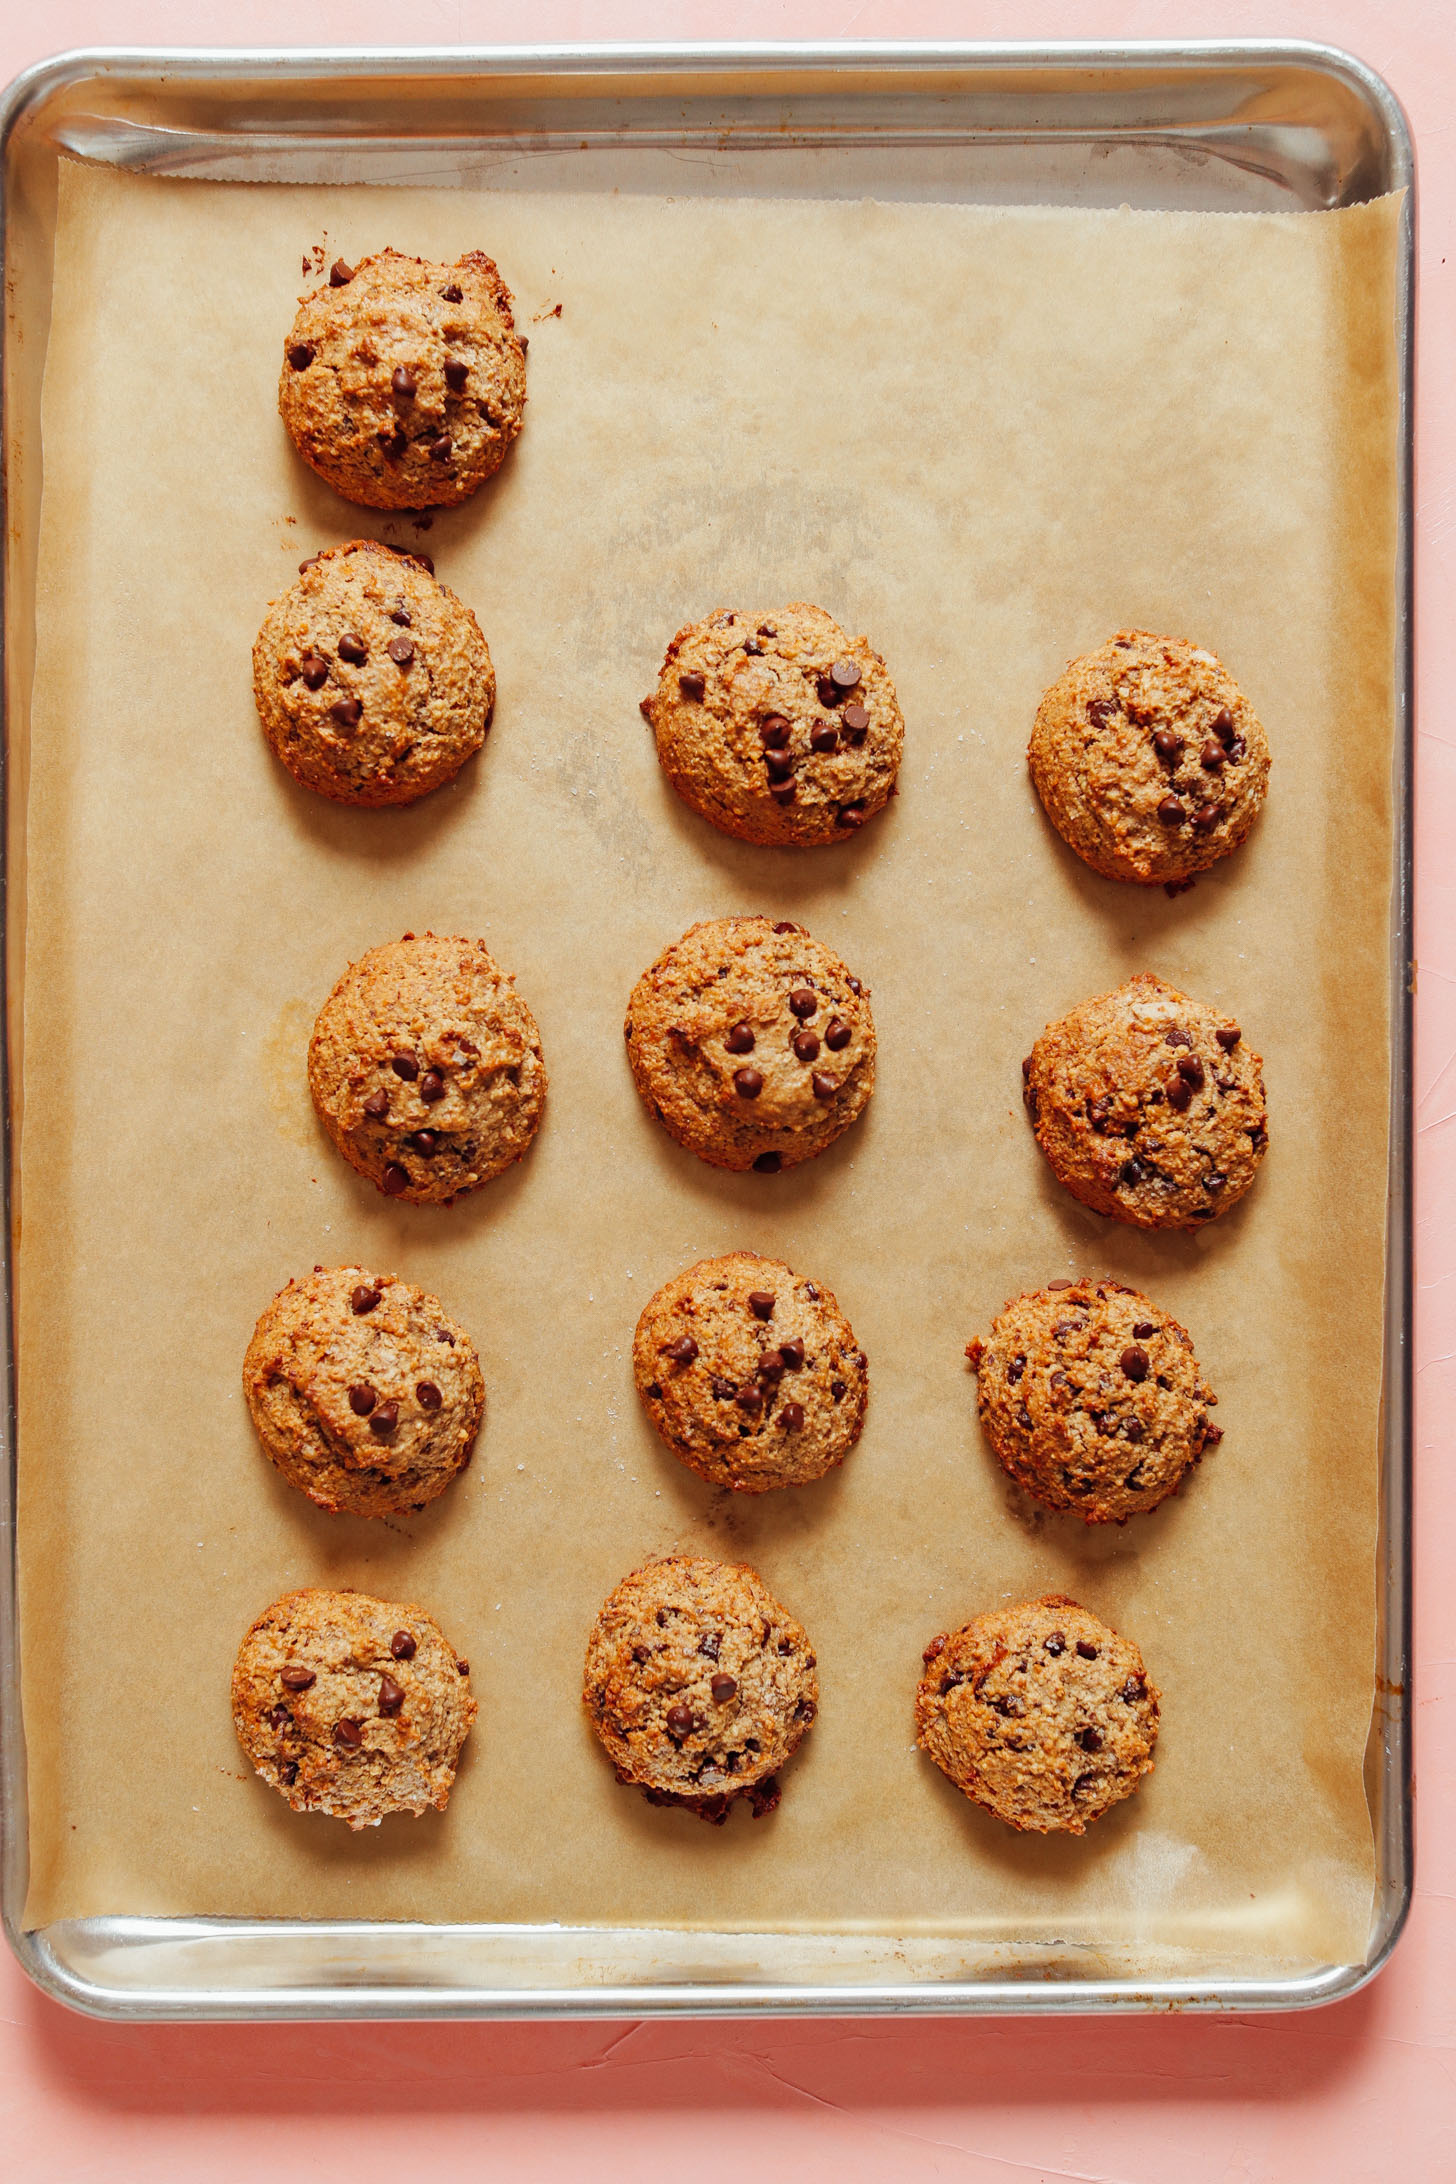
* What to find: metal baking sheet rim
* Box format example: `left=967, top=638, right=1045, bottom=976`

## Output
left=0, top=40, right=1415, bottom=2021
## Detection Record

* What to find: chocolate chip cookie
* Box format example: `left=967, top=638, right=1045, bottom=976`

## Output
left=1022, top=973, right=1267, bottom=1228
left=641, top=602, right=904, bottom=846
left=279, top=248, right=526, bottom=510
left=308, top=932, right=546, bottom=1205
left=252, top=539, right=493, bottom=806
left=233, top=1586, right=476, bottom=1828
left=583, top=1555, right=818, bottom=1822
left=966, top=1278, right=1220, bottom=1522
left=916, top=1594, right=1160, bottom=1833
left=625, top=916, right=875, bottom=1173
left=1028, top=629, right=1271, bottom=885
left=243, top=1264, right=485, bottom=1518
left=633, top=1251, right=867, bottom=1492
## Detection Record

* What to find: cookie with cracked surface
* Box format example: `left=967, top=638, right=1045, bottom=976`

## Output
left=252, top=539, right=493, bottom=806
left=279, top=247, right=526, bottom=510
left=966, top=1277, right=1219, bottom=1522
left=583, top=1555, right=818, bottom=1822
left=243, top=1264, right=485, bottom=1518
left=1028, top=629, right=1271, bottom=885
left=1022, top=972, right=1266, bottom=1229
left=916, top=1594, right=1160, bottom=1834
left=308, top=932, right=546, bottom=1205
left=624, top=916, right=875, bottom=1173
left=233, top=1586, right=476, bottom=1829
left=641, top=602, right=904, bottom=846
left=633, top=1251, right=867, bottom=1493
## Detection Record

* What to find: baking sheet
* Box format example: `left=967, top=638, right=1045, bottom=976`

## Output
left=16, top=163, right=1399, bottom=1972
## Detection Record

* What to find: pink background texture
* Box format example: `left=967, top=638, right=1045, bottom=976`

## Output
left=2, top=5, right=1453, bottom=2180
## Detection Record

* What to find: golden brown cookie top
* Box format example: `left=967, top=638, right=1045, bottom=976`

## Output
left=308, top=932, right=547, bottom=1206
left=642, top=602, right=904, bottom=847
left=252, top=540, right=494, bottom=807
left=278, top=247, right=526, bottom=510
left=1028, top=629, right=1270, bottom=886
left=624, top=916, right=875, bottom=1174
left=967, top=1277, right=1219, bottom=1523
left=232, top=1586, right=476, bottom=1829
left=1022, top=972, right=1267, bottom=1229
left=583, top=1555, right=818, bottom=1821
left=916, top=1594, right=1160, bottom=1834
left=633, top=1251, right=868, bottom=1493
left=243, top=1264, right=485, bottom=1518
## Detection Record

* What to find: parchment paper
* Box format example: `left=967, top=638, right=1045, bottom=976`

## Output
left=16, top=163, right=1400, bottom=1973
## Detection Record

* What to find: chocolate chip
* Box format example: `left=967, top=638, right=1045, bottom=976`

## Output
left=369, top=1401, right=399, bottom=1439
left=1228, top=735, right=1248, bottom=761
left=790, top=1030, right=820, bottom=1063
left=830, top=657, right=861, bottom=690
left=379, top=1674, right=405, bottom=1716
left=666, top=1334, right=700, bottom=1364
left=1167, top=1075, right=1194, bottom=1114
left=1120, top=1158, right=1145, bottom=1185
left=1047, top=1278, right=1074, bottom=1291
left=632, top=1645, right=649, bottom=1663
left=1076, top=1641, right=1098, bottom=1660
left=765, top=750, right=795, bottom=783
left=348, top=1383, right=377, bottom=1417
left=847, top=977, right=863, bottom=994
left=391, top=365, right=417, bottom=400
left=1201, top=738, right=1226, bottom=770
left=830, top=1379, right=846, bottom=1401
left=1007, top=1356, right=1025, bottom=1384
left=841, top=703, right=870, bottom=742
left=710, top=1376, right=736, bottom=1401
left=269, top=1706, right=291, bottom=1733
left=733, top=1067, right=763, bottom=1099
left=388, top=634, right=415, bottom=666
left=279, top=1761, right=299, bottom=1785
left=429, top=435, right=452, bottom=461
left=666, top=1703, right=696, bottom=1737
left=1044, top=1632, right=1065, bottom=1656
left=1132, top=1321, right=1156, bottom=1339
left=1205, top=1170, right=1226, bottom=1192
left=444, top=356, right=469, bottom=393
left=417, top=1069, right=446, bottom=1106
left=810, top=723, right=839, bottom=753
left=456, top=1660, right=469, bottom=1676
left=769, top=781, right=797, bottom=805
left=824, top=1018, right=851, bottom=1051
left=299, top=651, right=330, bottom=689
left=329, top=258, right=353, bottom=286
left=363, top=1088, right=390, bottom=1120
left=816, top=675, right=839, bottom=706
left=711, top=1673, right=738, bottom=1704
left=1072, top=1772, right=1098, bottom=1797
left=333, top=1717, right=364, bottom=1748
left=1121, top=1676, right=1146, bottom=1702
left=678, top=672, right=707, bottom=701
left=416, top=1381, right=442, bottom=1411
left=778, top=1401, right=805, bottom=1432
left=1120, top=1346, right=1149, bottom=1382
left=735, top=1381, right=763, bottom=1412
left=391, top=1053, right=418, bottom=1081
left=338, top=632, right=367, bottom=664
left=839, top=803, right=868, bottom=829
left=297, top=554, right=322, bottom=573
left=1122, top=1418, right=1144, bottom=1441
left=757, top=1351, right=784, bottom=1381
left=1165, top=1027, right=1192, bottom=1048
left=1203, top=1422, right=1225, bottom=1446
left=1192, top=802, right=1221, bottom=832
left=753, top=1151, right=782, bottom=1173
left=1087, top=1094, right=1114, bottom=1133
left=759, top=715, right=791, bottom=748
left=747, top=1292, right=776, bottom=1320
left=329, top=696, right=362, bottom=728
left=773, top=921, right=798, bottom=934
left=783, top=993, right=818, bottom=1026
left=390, top=605, right=412, bottom=627
left=280, top=1664, right=316, bottom=1691
left=351, top=1285, right=381, bottom=1314
left=287, top=342, right=315, bottom=370
left=441, top=282, right=463, bottom=302
left=778, top=1338, right=805, bottom=1371
left=1153, top=730, right=1183, bottom=763
left=724, top=1021, right=756, bottom=1055
left=1211, top=707, right=1237, bottom=749
left=1217, top=1025, right=1241, bottom=1050
left=1178, top=1054, right=1205, bottom=1088
left=391, top=1630, right=417, bottom=1660
left=409, top=1130, right=438, bottom=1155
left=1077, top=1726, right=1103, bottom=1753
left=743, top=637, right=763, bottom=656
left=803, top=1070, right=834, bottom=1103
left=381, top=1164, right=409, bottom=1196
left=1016, top=1404, right=1032, bottom=1429
left=1157, top=795, right=1186, bottom=825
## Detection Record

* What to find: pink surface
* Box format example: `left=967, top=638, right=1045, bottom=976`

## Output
left=3, top=3, right=1454, bottom=2179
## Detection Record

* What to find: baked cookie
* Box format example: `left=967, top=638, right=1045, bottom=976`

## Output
left=279, top=248, right=526, bottom=510
left=916, top=1594, right=1159, bottom=1834
left=308, top=932, right=546, bottom=1205
left=625, top=916, right=875, bottom=1173
left=243, top=1264, right=485, bottom=1518
left=1022, top=973, right=1267, bottom=1229
left=583, top=1555, right=818, bottom=1822
left=966, top=1277, right=1220, bottom=1522
left=252, top=539, right=493, bottom=806
left=233, top=1586, right=476, bottom=1828
left=641, top=602, right=904, bottom=846
left=633, top=1251, right=867, bottom=1493
left=1028, top=629, right=1271, bottom=885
